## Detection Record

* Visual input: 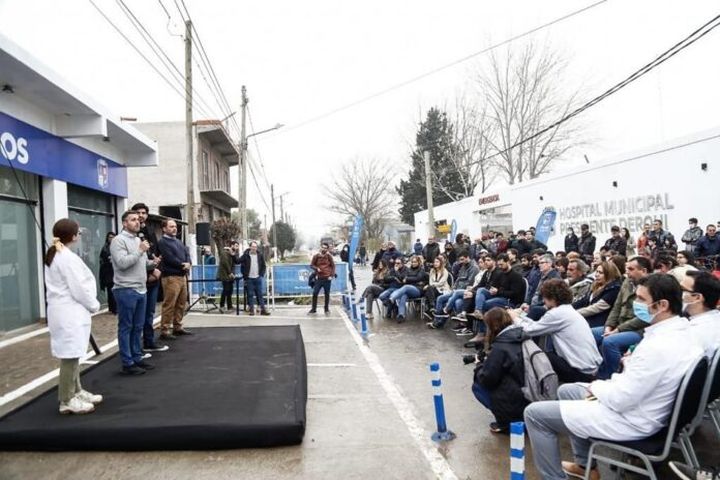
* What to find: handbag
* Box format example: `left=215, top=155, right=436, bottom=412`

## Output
left=308, top=271, right=317, bottom=288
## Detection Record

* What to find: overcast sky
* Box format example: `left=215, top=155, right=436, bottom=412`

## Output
left=1, top=0, right=719, bottom=242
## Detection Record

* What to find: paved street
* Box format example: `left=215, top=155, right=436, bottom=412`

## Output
left=0, top=266, right=718, bottom=479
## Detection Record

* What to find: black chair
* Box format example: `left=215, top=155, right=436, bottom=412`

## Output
left=681, top=345, right=720, bottom=468
left=583, top=355, right=709, bottom=480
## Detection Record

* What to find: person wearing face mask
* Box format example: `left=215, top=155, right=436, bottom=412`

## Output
left=591, top=256, right=651, bottom=380
left=681, top=217, right=704, bottom=254
left=681, top=271, right=720, bottom=357
left=389, top=255, right=427, bottom=322
left=523, top=273, right=704, bottom=480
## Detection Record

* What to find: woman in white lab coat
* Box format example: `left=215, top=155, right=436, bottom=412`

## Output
left=44, top=218, right=102, bottom=414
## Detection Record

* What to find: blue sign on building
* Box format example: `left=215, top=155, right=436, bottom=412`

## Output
left=0, top=111, right=128, bottom=197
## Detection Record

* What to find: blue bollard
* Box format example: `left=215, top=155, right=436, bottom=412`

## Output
left=510, top=422, right=525, bottom=479
left=429, top=363, right=456, bottom=442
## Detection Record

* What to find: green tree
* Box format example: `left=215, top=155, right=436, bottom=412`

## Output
left=397, top=107, right=466, bottom=225
left=231, top=208, right=262, bottom=240
left=269, top=221, right=296, bottom=259
left=210, top=217, right=241, bottom=252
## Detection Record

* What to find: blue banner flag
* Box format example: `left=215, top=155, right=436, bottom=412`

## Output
left=535, top=207, right=557, bottom=245
left=348, top=214, right=364, bottom=269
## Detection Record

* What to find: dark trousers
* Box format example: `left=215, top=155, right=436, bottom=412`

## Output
left=142, top=282, right=160, bottom=348
left=220, top=280, right=234, bottom=309
left=105, top=285, right=117, bottom=314
left=349, top=269, right=357, bottom=291
left=424, top=287, right=441, bottom=312
left=546, top=351, right=595, bottom=384
left=312, top=278, right=332, bottom=311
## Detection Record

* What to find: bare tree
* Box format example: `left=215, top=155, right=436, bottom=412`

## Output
left=444, top=94, right=498, bottom=195
left=323, top=157, right=398, bottom=240
left=475, top=43, right=584, bottom=184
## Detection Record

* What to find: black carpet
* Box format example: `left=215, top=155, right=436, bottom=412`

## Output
left=0, top=326, right=307, bottom=451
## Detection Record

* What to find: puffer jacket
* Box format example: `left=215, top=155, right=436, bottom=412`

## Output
left=572, top=280, right=622, bottom=328
left=473, top=326, right=528, bottom=427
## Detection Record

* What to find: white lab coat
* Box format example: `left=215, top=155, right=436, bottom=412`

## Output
left=45, top=248, right=101, bottom=359
left=689, top=309, right=720, bottom=357
left=559, top=316, right=703, bottom=440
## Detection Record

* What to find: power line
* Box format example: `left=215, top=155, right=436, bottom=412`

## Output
left=246, top=105, right=273, bottom=191
left=280, top=0, right=608, bottom=133
left=115, top=0, right=219, bottom=119
left=245, top=151, right=272, bottom=213
left=88, top=0, right=215, bottom=119
left=466, top=12, right=720, bottom=168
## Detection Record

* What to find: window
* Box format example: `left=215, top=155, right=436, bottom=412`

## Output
left=213, top=163, right=220, bottom=190
left=202, top=150, right=209, bottom=189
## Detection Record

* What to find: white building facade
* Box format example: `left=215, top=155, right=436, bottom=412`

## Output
left=0, top=33, right=157, bottom=333
left=414, top=127, right=720, bottom=252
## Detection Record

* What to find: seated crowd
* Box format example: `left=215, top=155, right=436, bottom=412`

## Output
left=365, top=219, right=720, bottom=479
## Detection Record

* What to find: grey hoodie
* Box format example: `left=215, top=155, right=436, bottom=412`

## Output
left=454, top=260, right=480, bottom=289
left=110, top=229, right=154, bottom=294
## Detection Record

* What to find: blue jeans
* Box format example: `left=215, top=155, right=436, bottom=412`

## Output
left=390, top=285, right=421, bottom=317
left=311, top=278, right=332, bottom=311
left=246, top=277, right=265, bottom=309
left=436, top=289, right=464, bottom=314
left=143, top=282, right=159, bottom=348
left=379, top=288, right=397, bottom=303
left=114, top=288, right=146, bottom=367
left=528, top=305, right=547, bottom=321
left=472, top=382, right=492, bottom=410
left=592, top=326, right=643, bottom=379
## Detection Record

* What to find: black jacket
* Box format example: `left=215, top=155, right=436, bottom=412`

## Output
left=473, top=268, right=502, bottom=292
left=382, top=266, right=406, bottom=289
left=578, top=232, right=596, bottom=257
left=239, top=249, right=267, bottom=278
left=564, top=234, right=579, bottom=253
left=371, top=249, right=385, bottom=270
left=572, top=279, right=622, bottom=328
left=99, top=243, right=114, bottom=288
left=421, top=242, right=441, bottom=266
left=604, top=236, right=627, bottom=256
left=474, top=326, right=528, bottom=426
left=403, top=266, right=428, bottom=288
left=494, top=268, right=526, bottom=306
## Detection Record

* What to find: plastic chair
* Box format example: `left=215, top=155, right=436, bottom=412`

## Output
left=680, top=346, right=720, bottom=468
left=583, top=355, right=709, bottom=480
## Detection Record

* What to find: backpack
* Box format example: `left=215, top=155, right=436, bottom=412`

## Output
left=308, top=271, right=317, bottom=288
left=521, top=339, right=559, bottom=402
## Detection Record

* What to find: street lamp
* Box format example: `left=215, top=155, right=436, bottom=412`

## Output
left=237, top=86, right=284, bottom=243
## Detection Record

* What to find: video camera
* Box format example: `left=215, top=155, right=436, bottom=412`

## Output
left=462, top=342, right=486, bottom=365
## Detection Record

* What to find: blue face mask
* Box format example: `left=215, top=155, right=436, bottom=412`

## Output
left=632, top=301, right=656, bottom=324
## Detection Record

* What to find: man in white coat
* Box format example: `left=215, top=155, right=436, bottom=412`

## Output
left=681, top=270, right=720, bottom=357
left=524, top=273, right=704, bottom=480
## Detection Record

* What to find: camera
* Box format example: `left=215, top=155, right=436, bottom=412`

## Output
left=462, top=354, right=477, bottom=365
left=463, top=343, right=486, bottom=365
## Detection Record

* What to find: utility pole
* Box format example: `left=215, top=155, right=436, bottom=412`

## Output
left=424, top=150, right=435, bottom=239
left=185, top=20, right=195, bottom=234
left=271, top=184, right=278, bottom=261
left=280, top=195, right=284, bottom=225
left=238, top=85, right=248, bottom=242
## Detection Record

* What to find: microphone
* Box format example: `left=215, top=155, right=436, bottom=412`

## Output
left=138, top=232, right=145, bottom=240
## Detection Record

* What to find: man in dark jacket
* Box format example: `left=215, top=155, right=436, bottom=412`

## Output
left=577, top=224, right=596, bottom=262
left=157, top=219, right=192, bottom=339
left=648, top=219, right=676, bottom=251
left=371, top=243, right=386, bottom=271
left=421, top=237, right=441, bottom=268
left=381, top=241, right=403, bottom=265
left=603, top=225, right=627, bottom=256
left=340, top=244, right=356, bottom=291
left=217, top=243, right=236, bottom=311
left=681, top=218, right=703, bottom=254
left=473, top=253, right=526, bottom=315
left=524, top=231, right=547, bottom=252
left=413, top=239, right=423, bottom=255
left=696, top=224, right=720, bottom=259
left=239, top=241, right=269, bottom=316
left=472, top=324, right=527, bottom=432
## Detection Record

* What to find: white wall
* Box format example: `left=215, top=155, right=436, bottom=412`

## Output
left=510, top=128, right=720, bottom=253
left=413, top=195, right=484, bottom=244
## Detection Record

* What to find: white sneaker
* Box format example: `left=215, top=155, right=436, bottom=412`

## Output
left=59, top=396, right=95, bottom=414
left=142, top=353, right=152, bottom=359
left=76, top=390, right=103, bottom=405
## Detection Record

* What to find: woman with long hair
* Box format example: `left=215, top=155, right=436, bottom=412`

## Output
left=471, top=307, right=528, bottom=433
left=362, top=259, right=389, bottom=319
left=671, top=250, right=699, bottom=283
left=45, top=218, right=102, bottom=414
left=423, top=255, right=450, bottom=319
left=621, top=227, right=636, bottom=257
left=99, top=231, right=116, bottom=314
left=573, top=260, right=622, bottom=328
left=389, top=255, right=428, bottom=322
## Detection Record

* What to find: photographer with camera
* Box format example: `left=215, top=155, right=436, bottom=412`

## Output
left=470, top=307, right=528, bottom=434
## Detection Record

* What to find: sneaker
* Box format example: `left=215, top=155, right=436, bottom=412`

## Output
left=59, top=396, right=95, bottom=415
left=426, top=322, right=439, bottom=329
left=396, top=315, right=405, bottom=323
left=142, top=353, right=152, bottom=359
left=173, top=328, right=193, bottom=336
left=248, top=310, right=256, bottom=316
left=454, top=311, right=467, bottom=320
left=489, top=422, right=509, bottom=434
left=159, top=332, right=177, bottom=341
left=561, top=461, right=599, bottom=480
left=324, top=309, right=331, bottom=315
left=135, top=361, right=155, bottom=370
left=669, top=461, right=720, bottom=480
left=260, top=309, right=271, bottom=316
left=143, top=344, right=169, bottom=352
left=308, top=310, right=317, bottom=315
left=366, top=313, right=374, bottom=320
left=121, top=365, right=146, bottom=376
left=456, top=328, right=474, bottom=336
left=76, top=390, right=103, bottom=405
left=451, top=323, right=467, bottom=332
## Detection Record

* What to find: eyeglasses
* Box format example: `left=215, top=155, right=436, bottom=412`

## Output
left=681, top=288, right=697, bottom=294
